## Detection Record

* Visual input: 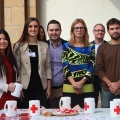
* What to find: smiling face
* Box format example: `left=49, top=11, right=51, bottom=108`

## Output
left=73, top=22, right=85, bottom=39
left=93, top=24, right=105, bottom=40
left=0, top=33, right=8, bottom=55
left=108, top=23, right=120, bottom=40
left=28, top=21, right=39, bottom=38
left=47, top=23, right=61, bottom=42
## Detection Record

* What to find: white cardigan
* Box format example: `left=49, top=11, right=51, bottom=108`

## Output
left=0, top=66, right=17, bottom=98
left=0, top=74, right=8, bottom=98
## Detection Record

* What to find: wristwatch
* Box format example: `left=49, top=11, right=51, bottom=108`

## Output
left=83, top=76, right=87, bottom=81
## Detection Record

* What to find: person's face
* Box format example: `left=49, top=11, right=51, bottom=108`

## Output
left=47, top=24, right=61, bottom=41
left=93, top=25, right=105, bottom=40
left=73, top=22, right=85, bottom=38
left=0, top=34, right=8, bottom=53
left=108, top=23, right=120, bottom=40
left=40, top=27, right=45, bottom=40
left=28, top=21, right=39, bottom=37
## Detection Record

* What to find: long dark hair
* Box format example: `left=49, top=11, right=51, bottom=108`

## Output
left=15, top=17, right=41, bottom=53
left=40, top=25, right=47, bottom=43
left=0, top=29, right=18, bottom=81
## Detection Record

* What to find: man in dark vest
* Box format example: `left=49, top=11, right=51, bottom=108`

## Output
left=91, top=23, right=106, bottom=108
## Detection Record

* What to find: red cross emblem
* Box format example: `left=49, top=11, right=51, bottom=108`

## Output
left=114, top=106, right=120, bottom=114
left=84, top=102, right=89, bottom=111
left=30, top=105, right=38, bottom=113
left=10, top=105, right=13, bottom=109
left=14, top=106, right=17, bottom=111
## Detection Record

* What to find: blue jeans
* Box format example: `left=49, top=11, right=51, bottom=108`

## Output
left=101, top=89, right=120, bottom=108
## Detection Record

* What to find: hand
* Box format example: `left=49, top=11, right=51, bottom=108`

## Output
left=108, top=82, right=120, bottom=93
left=8, top=83, right=16, bottom=92
left=46, top=87, right=51, bottom=99
left=72, top=81, right=83, bottom=90
left=19, top=91, right=24, bottom=101
left=72, top=81, right=83, bottom=94
left=74, top=88, right=83, bottom=94
left=114, top=89, right=120, bottom=95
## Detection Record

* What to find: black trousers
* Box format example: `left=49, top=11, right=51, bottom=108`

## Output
left=93, top=75, right=101, bottom=108
left=17, top=88, right=47, bottom=109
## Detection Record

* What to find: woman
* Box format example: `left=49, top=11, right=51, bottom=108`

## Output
left=62, top=19, right=95, bottom=108
left=13, top=17, right=52, bottom=108
left=0, top=29, right=18, bottom=110
left=40, top=25, right=47, bottom=43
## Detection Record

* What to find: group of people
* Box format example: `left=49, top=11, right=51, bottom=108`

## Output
left=0, top=17, right=120, bottom=110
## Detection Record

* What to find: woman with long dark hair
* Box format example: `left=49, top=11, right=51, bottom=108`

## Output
left=40, top=25, right=47, bottom=43
left=0, top=29, right=18, bottom=110
left=13, top=17, right=52, bottom=108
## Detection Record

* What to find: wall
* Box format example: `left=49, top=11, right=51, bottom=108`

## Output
left=4, top=0, right=25, bottom=43
left=3, top=0, right=37, bottom=44
left=0, top=0, right=4, bottom=29
left=37, top=0, right=120, bottom=41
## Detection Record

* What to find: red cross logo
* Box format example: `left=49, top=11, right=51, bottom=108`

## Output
left=114, top=106, right=120, bottom=114
left=30, top=104, right=38, bottom=113
left=14, top=106, right=17, bottom=111
left=84, top=102, right=89, bottom=111
left=10, top=105, right=13, bottom=109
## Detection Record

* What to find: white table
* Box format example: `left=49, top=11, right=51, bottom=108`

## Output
left=0, top=108, right=120, bottom=120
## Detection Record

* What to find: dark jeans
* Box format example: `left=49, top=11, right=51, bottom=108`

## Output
left=101, top=89, right=120, bottom=108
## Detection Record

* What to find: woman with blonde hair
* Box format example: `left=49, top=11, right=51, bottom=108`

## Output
left=62, top=18, right=95, bottom=108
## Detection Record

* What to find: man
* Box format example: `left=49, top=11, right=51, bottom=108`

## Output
left=91, top=24, right=106, bottom=108
left=96, top=18, right=120, bottom=108
left=47, top=20, right=67, bottom=108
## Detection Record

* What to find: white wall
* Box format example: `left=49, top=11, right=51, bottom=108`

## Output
left=37, top=0, right=120, bottom=41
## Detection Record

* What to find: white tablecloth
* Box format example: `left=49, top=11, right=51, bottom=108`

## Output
left=0, top=108, right=120, bottom=120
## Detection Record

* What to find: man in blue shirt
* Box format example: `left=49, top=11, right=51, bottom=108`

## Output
left=47, top=20, right=67, bottom=108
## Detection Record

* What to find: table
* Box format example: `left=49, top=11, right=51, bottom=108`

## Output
left=0, top=108, right=120, bottom=120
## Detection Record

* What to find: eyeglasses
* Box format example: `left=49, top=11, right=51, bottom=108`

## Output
left=74, top=27, right=85, bottom=31
left=94, top=29, right=105, bottom=32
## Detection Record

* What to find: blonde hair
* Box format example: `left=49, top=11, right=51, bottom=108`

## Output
left=69, top=18, right=89, bottom=46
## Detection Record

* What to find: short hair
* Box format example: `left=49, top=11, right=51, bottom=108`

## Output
left=93, top=23, right=105, bottom=31
left=107, top=18, right=120, bottom=30
left=47, top=20, right=61, bottom=30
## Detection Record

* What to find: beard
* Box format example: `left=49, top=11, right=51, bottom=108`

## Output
left=110, top=33, right=120, bottom=40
